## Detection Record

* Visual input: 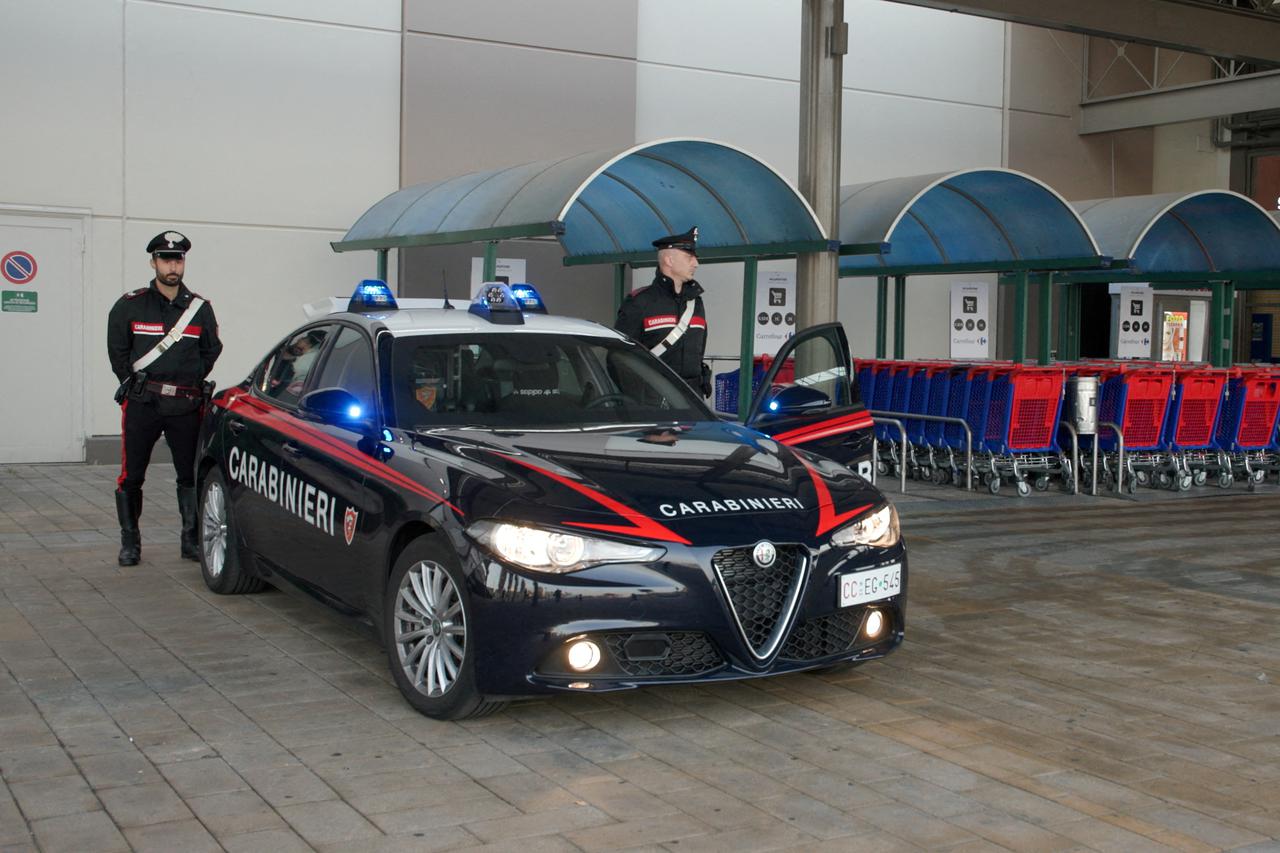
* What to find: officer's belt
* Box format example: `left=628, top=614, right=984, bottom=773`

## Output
left=143, top=380, right=202, bottom=399
left=131, top=297, right=205, bottom=373
left=650, top=300, right=698, bottom=357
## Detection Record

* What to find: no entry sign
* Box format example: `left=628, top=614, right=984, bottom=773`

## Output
left=1, top=251, right=37, bottom=285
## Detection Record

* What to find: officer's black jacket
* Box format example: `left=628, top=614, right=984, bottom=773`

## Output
left=614, top=274, right=707, bottom=382
left=107, top=281, right=223, bottom=385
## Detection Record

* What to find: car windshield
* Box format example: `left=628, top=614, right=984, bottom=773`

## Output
left=388, top=332, right=712, bottom=429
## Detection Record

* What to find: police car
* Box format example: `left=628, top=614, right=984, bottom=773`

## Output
left=195, top=281, right=904, bottom=719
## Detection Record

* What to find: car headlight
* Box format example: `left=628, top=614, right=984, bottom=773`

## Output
left=468, top=520, right=666, bottom=573
left=830, top=504, right=899, bottom=549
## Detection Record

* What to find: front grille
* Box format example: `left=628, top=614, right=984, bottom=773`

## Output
left=603, top=632, right=723, bottom=677
left=780, top=610, right=871, bottom=661
left=712, top=544, right=807, bottom=657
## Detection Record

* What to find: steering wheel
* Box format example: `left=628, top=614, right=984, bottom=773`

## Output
left=584, top=393, right=628, bottom=410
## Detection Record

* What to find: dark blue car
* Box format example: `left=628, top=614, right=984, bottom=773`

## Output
left=195, top=283, right=904, bottom=719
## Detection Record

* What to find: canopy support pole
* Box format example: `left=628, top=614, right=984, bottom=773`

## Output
left=1224, top=281, right=1236, bottom=365
left=739, top=258, right=760, bottom=418
left=1062, top=282, right=1082, bottom=361
left=613, top=264, right=626, bottom=316
left=1013, top=269, right=1028, bottom=363
left=376, top=249, right=388, bottom=285
left=482, top=242, right=498, bottom=282
left=1038, top=273, right=1053, bottom=365
left=876, top=275, right=888, bottom=358
left=1212, top=280, right=1237, bottom=367
left=893, top=275, right=906, bottom=359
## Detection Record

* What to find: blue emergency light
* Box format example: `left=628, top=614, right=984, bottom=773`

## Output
left=347, top=279, right=398, bottom=313
left=508, top=283, right=547, bottom=314
left=468, top=282, right=547, bottom=325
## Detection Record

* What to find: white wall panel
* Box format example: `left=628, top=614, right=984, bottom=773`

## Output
left=87, top=220, right=128, bottom=440
left=636, top=66, right=801, bottom=182
left=125, top=3, right=399, bottom=229
left=152, top=0, right=400, bottom=30
left=637, top=0, right=798, bottom=80
left=842, top=92, right=1003, bottom=184
left=845, top=0, right=1004, bottom=107
left=839, top=273, right=995, bottom=360
left=0, top=0, right=123, bottom=215
left=409, top=0, right=637, bottom=57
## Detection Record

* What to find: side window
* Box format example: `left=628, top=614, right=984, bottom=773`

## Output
left=311, top=326, right=376, bottom=413
left=787, top=334, right=850, bottom=406
left=258, top=326, right=331, bottom=407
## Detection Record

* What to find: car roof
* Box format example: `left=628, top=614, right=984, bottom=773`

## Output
left=322, top=306, right=628, bottom=341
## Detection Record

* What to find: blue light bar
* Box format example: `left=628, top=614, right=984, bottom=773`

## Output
left=508, top=283, right=547, bottom=314
left=347, top=279, right=398, bottom=313
left=468, top=282, right=526, bottom=325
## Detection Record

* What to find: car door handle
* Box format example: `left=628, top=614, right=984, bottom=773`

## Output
left=227, top=419, right=247, bottom=436
left=282, top=442, right=303, bottom=459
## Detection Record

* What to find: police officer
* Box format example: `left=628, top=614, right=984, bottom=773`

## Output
left=107, top=232, right=223, bottom=566
left=615, top=226, right=710, bottom=396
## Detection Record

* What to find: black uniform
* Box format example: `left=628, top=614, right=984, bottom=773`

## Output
left=615, top=273, right=708, bottom=392
left=107, top=266, right=222, bottom=566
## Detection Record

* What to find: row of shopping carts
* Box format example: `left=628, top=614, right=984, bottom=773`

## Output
left=855, top=358, right=1280, bottom=497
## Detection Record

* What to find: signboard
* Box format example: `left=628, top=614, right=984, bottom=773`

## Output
left=1115, top=285, right=1153, bottom=359
left=469, top=257, right=527, bottom=293
left=2, top=290, right=38, bottom=313
left=1162, top=310, right=1189, bottom=362
left=2, top=250, right=37, bottom=285
left=949, top=281, right=990, bottom=359
left=753, top=271, right=795, bottom=356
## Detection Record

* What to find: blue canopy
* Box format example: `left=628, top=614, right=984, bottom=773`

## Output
left=838, top=168, right=1104, bottom=276
left=333, top=138, right=832, bottom=264
left=1074, top=191, right=1280, bottom=275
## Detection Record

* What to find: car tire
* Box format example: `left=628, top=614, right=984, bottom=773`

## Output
left=384, top=537, right=505, bottom=721
left=199, top=469, right=265, bottom=595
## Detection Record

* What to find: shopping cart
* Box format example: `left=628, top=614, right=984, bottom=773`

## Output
left=1214, top=366, right=1280, bottom=489
left=978, top=366, right=1067, bottom=496
left=1161, top=366, right=1230, bottom=490
left=1079, top=366, right=1175, bottom=493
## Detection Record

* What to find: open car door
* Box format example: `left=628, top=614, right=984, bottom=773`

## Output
left=744, top=322, right=874, bottom=480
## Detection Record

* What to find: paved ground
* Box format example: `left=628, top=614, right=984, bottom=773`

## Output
left=1, top=463, right=1278, bottom=852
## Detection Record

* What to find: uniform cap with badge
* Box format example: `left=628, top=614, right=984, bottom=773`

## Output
left=146, top=231, right=191, bottom=257
left=652, top=226, right=698, bottom=256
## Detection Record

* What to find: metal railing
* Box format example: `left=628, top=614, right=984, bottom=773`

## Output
left=870, top=417, right=908, bottom=493
left=870, top=410, right=974, bottom=492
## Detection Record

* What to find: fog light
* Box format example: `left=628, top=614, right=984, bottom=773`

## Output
left=567, top=640, right=601, bottom=672
left=864, top=610, right=885, bottom=639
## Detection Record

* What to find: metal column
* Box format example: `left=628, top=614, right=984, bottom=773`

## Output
left=1037, top=274, right=1053, bottom=365
left=1012, top=269, right=1028, bottom=363
left=613, top=264, right=626, bottom=316
left=739, top=258, right=760, bottom=417
left=376, top=249, right=388, bottom=285
left=796, top=0, right=846, bottom=329
left=893, top=275, right=906, bottom=359
left=482, top=242, right=498, bottom=282
left=876, top=275, right=888, bottom=358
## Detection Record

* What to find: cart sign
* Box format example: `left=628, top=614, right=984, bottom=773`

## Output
left=469, top=257, right=526, bottom=293
left=1162, top=311, right=1189, bottom=362
left=1115, top=285, right=1153, bottom=359
left=949, top=281, right=990, bottom=359
left=1, top=250, right=37, bottom=285
left=754, top=270, right=795, bottom=356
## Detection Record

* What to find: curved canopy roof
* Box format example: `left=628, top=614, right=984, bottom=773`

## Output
left=1074, top=190, right=1280, bottom=277
left=837, top=168, right=1104, bottom=276
left=333, top=138, right=832, bottom=265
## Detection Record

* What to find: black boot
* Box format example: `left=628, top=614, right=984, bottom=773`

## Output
left=178, top=485, right=199, bottom=561
left=116, top=488, right=141, bottom=566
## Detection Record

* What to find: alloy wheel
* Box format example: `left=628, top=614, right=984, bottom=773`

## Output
left=201, top=482, right=227, bottom=579
left=394, top=560, right=466, bottom=698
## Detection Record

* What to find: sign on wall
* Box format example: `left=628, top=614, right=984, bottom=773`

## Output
left=469, top=257, right=527, bottom=294
left=754, top=270, right=795, bottom=357
left=1162, top=310, right=1189, bottom=362
left=949, top=281, right=990, bottom=359
left=1115, top=285, right=1153, bottom=359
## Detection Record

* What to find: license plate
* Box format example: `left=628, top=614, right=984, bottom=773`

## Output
left=838, top=564, right=901, bottom=607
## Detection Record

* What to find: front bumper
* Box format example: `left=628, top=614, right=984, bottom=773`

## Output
left=462, top=539, right=907, bottom=697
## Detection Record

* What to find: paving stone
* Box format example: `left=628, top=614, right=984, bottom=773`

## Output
left=157, top=755, right=249, bottom=797
left=28, top=810, right=127, bottom=853
left=276, top=799, right=382, bottom=845
left=75, top=749, right=162, bottom=789
left=186, top=789, right=288, bottom=837
left=98, top=780, right=192, bottom=827
left=8, top=774, right=99, bottom=821
left=463, top=803, right=613, bottom=844
left=122, top=818, right=222, bottom=852
left=0, top=746, right=79, bottom=783
left=218, top=828, right=314, bottom=853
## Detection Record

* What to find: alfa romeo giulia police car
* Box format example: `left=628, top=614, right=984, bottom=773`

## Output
left=195, top=281, right=904, bottom=719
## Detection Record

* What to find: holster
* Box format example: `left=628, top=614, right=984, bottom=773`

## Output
left=201, top=379, right=215, bottom=409
left=699, top=362, right=712, bottom=398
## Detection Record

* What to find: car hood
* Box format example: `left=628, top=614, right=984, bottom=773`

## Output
left=414, top=421, right=885, bottom=545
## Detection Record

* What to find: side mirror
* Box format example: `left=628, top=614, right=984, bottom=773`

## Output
left=765, top=384, right=831, bottom=416
left=299, top=387, right=374, bottom=431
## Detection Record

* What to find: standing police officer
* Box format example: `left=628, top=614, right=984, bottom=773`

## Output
left=107, top=232, right=222, bottom=566
left=615, top=226, right=710, bottom=396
